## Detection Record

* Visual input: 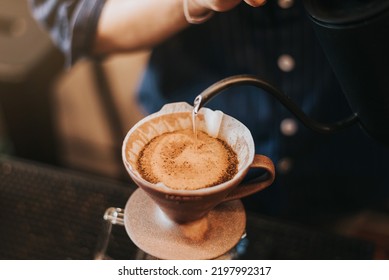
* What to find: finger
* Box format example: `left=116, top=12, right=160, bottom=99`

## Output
left=244, top=0, right=267, bottom=7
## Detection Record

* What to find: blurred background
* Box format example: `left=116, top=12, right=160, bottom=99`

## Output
left=0, top=0, right=148, bottom=180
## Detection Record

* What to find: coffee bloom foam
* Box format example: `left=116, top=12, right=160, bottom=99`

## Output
left=137, top=129, right=238, bottom=190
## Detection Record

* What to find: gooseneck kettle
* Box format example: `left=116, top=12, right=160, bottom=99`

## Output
left=304, top=0, right=389, bottom=145
left=194, top=0, right=389, bottom=146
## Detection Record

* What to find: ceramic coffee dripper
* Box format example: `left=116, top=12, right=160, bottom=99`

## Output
left=122, top=102, right=275, bottom=260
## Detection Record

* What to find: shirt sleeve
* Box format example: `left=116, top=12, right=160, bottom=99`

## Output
left=28, top=0, right=106, bottom=66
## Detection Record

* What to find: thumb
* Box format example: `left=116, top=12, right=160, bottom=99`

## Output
left=244, top=0, right=267, bottom=7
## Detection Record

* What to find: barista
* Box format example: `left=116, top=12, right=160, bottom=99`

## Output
left=29, top=0, right=389, bottom=227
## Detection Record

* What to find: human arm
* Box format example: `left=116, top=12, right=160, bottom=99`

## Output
left=28, top=0, right=266, bottom=65
left=28, top=0, right=106, bottom=65
left=94, top=0, right=266, bottom=55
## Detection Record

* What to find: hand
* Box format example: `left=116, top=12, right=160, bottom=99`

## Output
left=194, top=0, right=266, bottom=12
left=244, top=0, right=267, bottom=7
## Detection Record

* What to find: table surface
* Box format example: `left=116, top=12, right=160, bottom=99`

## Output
left=0, top=156, right=375, bottom=260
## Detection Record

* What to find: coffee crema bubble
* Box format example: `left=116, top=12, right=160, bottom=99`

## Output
left=137, top=129, right=238, bottom=190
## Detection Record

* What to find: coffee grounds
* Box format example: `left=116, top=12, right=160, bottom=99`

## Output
left=137, top=129, right=238, bottom=190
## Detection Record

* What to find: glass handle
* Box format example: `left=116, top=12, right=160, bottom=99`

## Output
left=94, top=207, right=124, bottom=260
left=104, top=207, right=125, bottom=226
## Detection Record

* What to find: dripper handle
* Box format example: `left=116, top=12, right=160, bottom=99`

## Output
left=223, top=154, right=275, bottom=202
